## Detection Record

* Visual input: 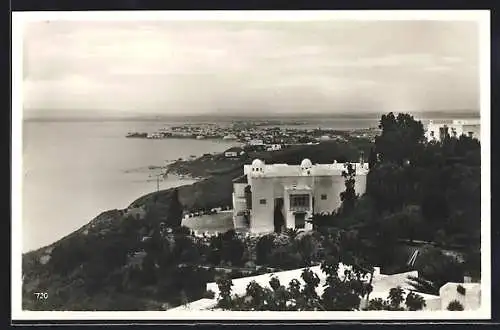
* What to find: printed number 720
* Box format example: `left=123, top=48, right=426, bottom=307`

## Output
left=34, top=292, right=48, bottom=300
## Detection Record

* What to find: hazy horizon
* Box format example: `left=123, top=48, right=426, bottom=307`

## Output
left=23, top=20, right=480, bottom=118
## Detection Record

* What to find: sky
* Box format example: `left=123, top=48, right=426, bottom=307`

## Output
left=22, top=19, right=480, bottom=118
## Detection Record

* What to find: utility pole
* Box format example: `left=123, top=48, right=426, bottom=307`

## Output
left=155, top=171, right=164, bottom=192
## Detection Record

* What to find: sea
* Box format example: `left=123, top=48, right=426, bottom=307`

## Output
left=20, top=115, right=472, bottom=253
left=21, top=120, right=238, bottom=253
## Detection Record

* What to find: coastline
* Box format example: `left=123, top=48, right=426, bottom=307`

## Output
left=22, top=140, right=369, bottom=255
left=21, top=150, right=225, bottom=256
left=19, top=122, right=482, bottom=312
left=22, top=120, right=237, bottom=253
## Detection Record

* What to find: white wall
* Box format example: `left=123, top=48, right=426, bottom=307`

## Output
left=225, top=151, right=238, bottom=158
left=313, top=175, right=343, bottom=214
left=250, top=177, right=275, bottom=233
left=439, top=283, right=481, bottom=311
left=463, top=124, right=481, bottom=140
left=354, top=173, right=368, bottom=196
left=232, top=183, right=249, bottom=229
left=232, top=192, right=248, bottom=230
left=311, top=174, right=367, bottom=214
left=233, top=182, right=246, bottom=198
left=425, top=123, right=441, bottom=141
left=426, top=123, right=481, bottom=142
left=244, top=172, right=368, bottom=232
left=233, top=214, right=247, bottom=230
left=422, top=295, right=442, bottom=311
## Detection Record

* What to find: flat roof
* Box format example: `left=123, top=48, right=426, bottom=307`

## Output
left=244, top=163, right=369, bottom=178
left=165, top=298, right=217, bottom=312
left=206, top=263, right=415, bottom=300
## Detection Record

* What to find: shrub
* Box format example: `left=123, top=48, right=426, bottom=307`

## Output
left=405, top=292, right=427, bottom=311
left=456, top=285, right=466, bottom=295
left=255, top=234, right=275, bottom=265
left=447, top=300, right=464, bottom=311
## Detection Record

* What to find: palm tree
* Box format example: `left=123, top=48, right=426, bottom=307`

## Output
left=407, top=275, right=439, bottom=295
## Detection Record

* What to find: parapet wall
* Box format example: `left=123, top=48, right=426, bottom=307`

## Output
left=439, top=283, right=481, bottom=311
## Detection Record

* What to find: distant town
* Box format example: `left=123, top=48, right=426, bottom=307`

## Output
left=126, top=120, right=382, bottom=146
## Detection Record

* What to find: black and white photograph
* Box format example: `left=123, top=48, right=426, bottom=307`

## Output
left=12, top=10, right=490, bottom=320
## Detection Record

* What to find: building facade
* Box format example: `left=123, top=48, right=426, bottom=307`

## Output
left=224, top=147, right=245, bottom=159
left=425, top=119, right=480, bottom=142
left=232, top=158, right=370, bottom=233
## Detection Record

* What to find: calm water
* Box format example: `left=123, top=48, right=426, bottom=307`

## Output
left=20, top=116, right=443, bottom=252
left=21, top=120, right=238, bottom=252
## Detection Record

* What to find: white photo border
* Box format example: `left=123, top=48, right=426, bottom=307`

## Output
left=11, top=9, right=491, bottom=321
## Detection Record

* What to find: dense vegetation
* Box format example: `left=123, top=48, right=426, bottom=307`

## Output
left=318, top=113, right=480, bottom=290
left=213, top=112, right=480, bottom=311
left=21, top=112, right=480, bottom=311
left=214, top=261, right=426, bottom=311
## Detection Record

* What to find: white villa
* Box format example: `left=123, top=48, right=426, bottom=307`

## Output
left=425, top=119, right=480, bottom=142
left=231, top=158, right=370, bottom=233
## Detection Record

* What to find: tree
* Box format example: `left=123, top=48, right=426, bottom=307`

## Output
left=295, top=233, right=320, bottom=267
left=375, top=112, right=425, bottom=165
left=366, top=162, right=410, bottom=214
left=368, top=147, right=378, bottom=169
left=387, top=287, right=405, bottom=310
left=215, top=276, right=234, bottom=309
left=268, top=246, right=304, bottom=269
left=214, top=260, right=426, bottom=311
left=412, top=246, right=465, bottom=291
left=407, top=275, right=440, bottom=296
left=405, top=292, right=427, bottom=311
left=339, top=163, right=358, bottom=215
left=447, top=300, right=464, bottom=311
left=256, top=234, right=275, bottom=265
left=312, top=212, right=336, bottom=229
left=420, top=170, right=450, bottom=228
left=167, top=188, right=183, bottom=227
left=220, top=230, right=246, bottom=266
left=380, top=205, right=425, bottom=243
left=364, top=288, right=426, bottom=311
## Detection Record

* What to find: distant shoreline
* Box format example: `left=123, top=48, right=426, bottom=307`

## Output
left=22, top=110, right=480, bottom=123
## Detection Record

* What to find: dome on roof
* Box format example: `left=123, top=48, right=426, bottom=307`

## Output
left=252, top=159, right=264, bottom=167
left=251, top=159, right=265, bottom=176
left=300, top=158, right=313, bottom=176
left=300, top=158, right=312, bottom=168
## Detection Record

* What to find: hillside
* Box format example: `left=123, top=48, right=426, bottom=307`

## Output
left=20, top=117, right=481, bottom=312
left=21, top=140, right=370, bottom=311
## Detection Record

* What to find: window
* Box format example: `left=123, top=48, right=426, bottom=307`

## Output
left=321, top=194, right=327, bottom=200
left=259, top=199, right=267, bottom=205
left=290, top=194, right=310, bottom=208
